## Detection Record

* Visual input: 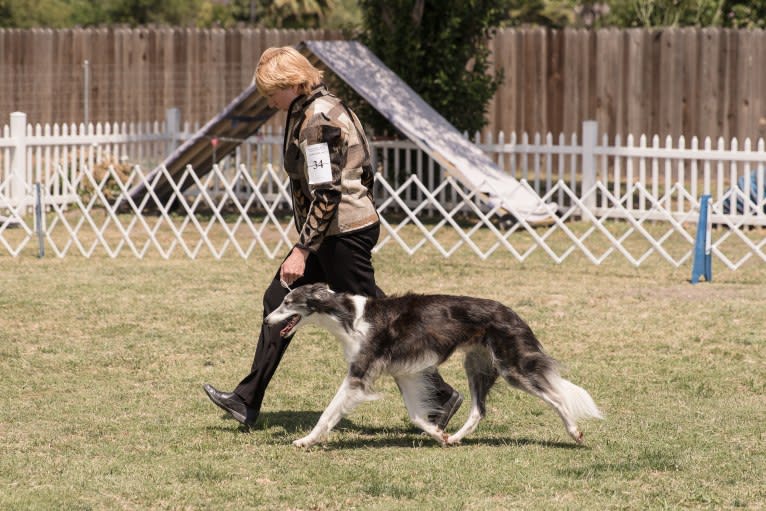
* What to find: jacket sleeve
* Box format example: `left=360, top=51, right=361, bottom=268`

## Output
left=295, top=117, right=345, bottom=252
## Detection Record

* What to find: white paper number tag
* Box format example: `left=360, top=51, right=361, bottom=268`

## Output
left=305, top=142, right=333, bottom=185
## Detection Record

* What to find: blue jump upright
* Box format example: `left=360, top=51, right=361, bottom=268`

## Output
left=691, top=194, right=712, bottom=284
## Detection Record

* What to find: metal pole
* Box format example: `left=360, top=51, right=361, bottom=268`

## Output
left=35, top=182, right=45, bottom=258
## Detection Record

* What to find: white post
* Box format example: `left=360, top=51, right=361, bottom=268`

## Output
left=165, top=107, right=181, bottom=156
left=10, top=112, right=27, bottom=208
left=581, top=120, right=598, bottom=211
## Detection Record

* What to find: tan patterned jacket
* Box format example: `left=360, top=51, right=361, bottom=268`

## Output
left=283, top=84, right=379, bottom=252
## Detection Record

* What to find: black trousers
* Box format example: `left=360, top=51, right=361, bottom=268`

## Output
left=233, top=224, right=455, bottom=415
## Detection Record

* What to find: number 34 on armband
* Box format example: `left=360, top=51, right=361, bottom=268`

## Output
left=305, top=142, right=333, bottom=185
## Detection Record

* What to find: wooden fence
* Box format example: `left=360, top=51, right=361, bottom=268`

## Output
left=0, top=27, right=340, bottom=129
left=2, top=27, right=765, bottom=141
left=488, top=27, right=766, bottom=142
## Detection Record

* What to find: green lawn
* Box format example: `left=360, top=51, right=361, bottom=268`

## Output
left=1, top=243, right=764, bottom=510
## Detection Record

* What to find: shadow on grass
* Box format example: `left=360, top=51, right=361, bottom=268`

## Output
left=208, top=409, right=584, bottom=450
left=327, top=435, right=583, bottom=450
left=204, top=410, right=339, bottom=434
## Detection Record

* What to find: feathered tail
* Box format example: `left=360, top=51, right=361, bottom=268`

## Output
left=548, top=373, right=603, bottom=421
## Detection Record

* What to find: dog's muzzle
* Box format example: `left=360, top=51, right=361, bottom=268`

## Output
left=279, top=314, right=301, bottom=338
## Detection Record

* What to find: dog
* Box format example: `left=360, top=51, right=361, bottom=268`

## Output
left=266, top=283, right=603, bottom=448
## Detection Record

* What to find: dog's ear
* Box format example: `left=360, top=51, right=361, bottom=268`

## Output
left=304, top=284, right=335, bottom=310
left=309, top=282, right=334, bottom=295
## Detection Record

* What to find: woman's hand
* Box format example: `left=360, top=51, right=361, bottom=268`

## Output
left=280, top=246, right=310, bottom=286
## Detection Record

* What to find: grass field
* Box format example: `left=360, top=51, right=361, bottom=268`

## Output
left=1, top=242, right=764, bottom=510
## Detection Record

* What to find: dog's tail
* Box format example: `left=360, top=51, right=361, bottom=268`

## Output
left=546, top=372, right=603, bottom=421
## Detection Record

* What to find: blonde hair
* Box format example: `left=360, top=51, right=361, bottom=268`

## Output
left=253, top=46, right=323, bottom=96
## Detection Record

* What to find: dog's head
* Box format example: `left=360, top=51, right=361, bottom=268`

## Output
left=265, top=283, right=336, bottom=338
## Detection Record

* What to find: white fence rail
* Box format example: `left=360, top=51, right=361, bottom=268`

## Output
left=1, top=112, right=765, bottom=269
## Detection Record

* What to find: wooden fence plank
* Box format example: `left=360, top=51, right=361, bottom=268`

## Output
left=651, top=28, right=662, bottom=137
left=54, top=30, right=75, bottom=122
left=595, top=29, right=622, bottom=139
left=36, top=29, right=55, bottom=124
left=698, top=28, right=720, bottom=139
left=561, top=29, right=582, bottom=136
left=756, top=30, right=766, bottom=141
left=185, top=28, right=200, bottom=123
left=545, top=29, right=564, bottom=138
left=736, top=29, right=757, bottom=141
left=493, top=28, right=517, bottom=136
left=526, top=27, right=547, bottom=134
left=146, top=28, right=159, bottom=123
left=113, top=28, right=126, bottom=121
left=658, top=29, right=681, bottom=138
left=0, top=31, right=5, bottom=120
left=722, top=29, right=738, bottom=142
left=681, top=28, right=698, bottom=139
left=624, top=28, right=646, bottom=137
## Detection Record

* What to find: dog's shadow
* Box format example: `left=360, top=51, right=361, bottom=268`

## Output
left=329, top=434, right=583, bottom=450
left=216, top=410, right=582, bottom=450
left=207, top=410, right=351, bottom=434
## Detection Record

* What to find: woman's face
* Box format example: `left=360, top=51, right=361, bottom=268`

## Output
left=267, top=86, right=300, bottom=111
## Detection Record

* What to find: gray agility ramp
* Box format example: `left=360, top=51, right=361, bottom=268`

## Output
left=127, top=40, right=555, bottom=223
left=122, top=85, right=276, bottom=208
left=302, top=40, right=556, bottom=223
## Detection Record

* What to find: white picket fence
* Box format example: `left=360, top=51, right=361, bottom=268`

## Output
left=1, top=111, right=765, bottom=269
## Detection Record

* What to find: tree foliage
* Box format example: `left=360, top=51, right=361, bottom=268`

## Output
left=644, top=0, right=765, bottom=28
left=0, top=0, right=343, bottom=28
left=3, top=1, right=764, bottom=29
left=506, top=1, right=766, bottom=29
left=355, top=0, right=506, bottom=135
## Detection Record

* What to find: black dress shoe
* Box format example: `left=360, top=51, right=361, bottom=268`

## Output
left=432, top=390, right=464, bottom=430
left=203, top=383, right=258, bottom=426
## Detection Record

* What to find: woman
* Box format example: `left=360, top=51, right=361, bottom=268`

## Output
left=203, top=46, right=461, bottom=432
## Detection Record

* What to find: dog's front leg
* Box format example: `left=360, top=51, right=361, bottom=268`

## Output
left=294, top=376, right=371, bottom=448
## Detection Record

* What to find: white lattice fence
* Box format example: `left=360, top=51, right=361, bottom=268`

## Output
left=1, top=163, right=764, bottom=271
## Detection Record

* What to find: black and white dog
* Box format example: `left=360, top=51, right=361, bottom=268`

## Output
left=266, top=283, right=602, bottom=448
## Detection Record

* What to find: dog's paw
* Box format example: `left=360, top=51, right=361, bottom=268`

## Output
left=293, top=436, right=317, bottom=448
left=445, top=435, right=462, bottom=446
left=436, top=430, right=452, bottom=446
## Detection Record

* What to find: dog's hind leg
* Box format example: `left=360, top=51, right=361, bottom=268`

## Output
left=446, top=348, right=498, bottom=445
left=495, top=352, right=602, bottom=444
left=293, top=375, right=378, bottom=448
left=395, top=372, right=450, bottom=445
left=534, top=373, right=602, bottom=444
